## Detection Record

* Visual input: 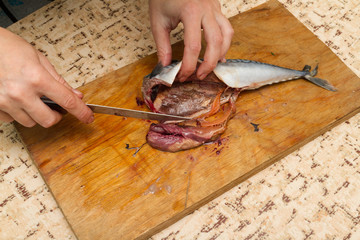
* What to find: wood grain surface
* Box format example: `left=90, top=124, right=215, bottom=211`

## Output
left=16, top=1, right=360, bottom=239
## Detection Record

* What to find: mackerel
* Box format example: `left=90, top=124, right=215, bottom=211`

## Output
left=148, top=59, right=337, bottom=91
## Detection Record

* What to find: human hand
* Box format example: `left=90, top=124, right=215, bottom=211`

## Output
left=149, top=0, right=234, bottom=82
left=0, top=27, right=94, bottom=127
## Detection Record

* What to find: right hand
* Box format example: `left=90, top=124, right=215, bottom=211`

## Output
left=149, top=0, right=234, bottom=82
left=0, top=27, right=94, bottom=128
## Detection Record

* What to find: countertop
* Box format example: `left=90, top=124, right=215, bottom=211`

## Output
left=0, top=0, right=359, bottom=239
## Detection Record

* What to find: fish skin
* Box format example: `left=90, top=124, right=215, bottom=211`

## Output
left=147, top=59, right=337, bottom=91
left=214, top=59, right=305, bottom=89
left=213, top=59, right=337, bottom=91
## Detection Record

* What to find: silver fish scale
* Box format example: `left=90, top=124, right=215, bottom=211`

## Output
left=214, top=59, right=307, bottom=89
left=223, top=59, right=305, bottom=72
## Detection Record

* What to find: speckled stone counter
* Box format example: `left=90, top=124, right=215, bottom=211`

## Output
left=1, top=0, right=359, bottom=239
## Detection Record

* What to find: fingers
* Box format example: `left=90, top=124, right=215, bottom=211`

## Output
left=196, top=13, right=223, bottom=80
left=148, top=0, right=233, bottom=82
left=0, top=83, right=37, bottom=127
left=150, top=23, right=173, bottom=67
left=178, top=6, right=202, bottom=82
left=149, top=0, right=173, bottom=67
left=38, top=52, right=71, bottom=89
left=197, top=13, right=234, bottom=79
left=23, top=96, right=63, bottom=128
left=0, top=110, right=14, bottom=123
left=37, top=68, right=94, bottom=125
left=37, top=51, right=84, bottom=99
left=3, top=56, right=91, bottom=128
left=4, top=107, right=36, bottom=127
left=216, top=14, right=234, bottom=61
left=0, top=83, right=62, bottom=128
left=177, top=1, right=234, bottom=82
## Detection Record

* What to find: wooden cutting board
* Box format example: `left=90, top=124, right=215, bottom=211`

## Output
left=16, top=1, right=360, bottom=239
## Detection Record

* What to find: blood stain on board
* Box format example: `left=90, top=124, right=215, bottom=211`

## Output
left=187, top=155, right=196, bottom=162
left=210, top=137, right=229, bottom=155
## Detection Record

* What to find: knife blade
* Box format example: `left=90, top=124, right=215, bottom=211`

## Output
left=41, top=97, right=191, bottom=121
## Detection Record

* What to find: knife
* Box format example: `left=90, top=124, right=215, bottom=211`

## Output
left=41, top=97, right=191, bottom=121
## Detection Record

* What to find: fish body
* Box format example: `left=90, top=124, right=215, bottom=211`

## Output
left=146, top=59, right=336, bottom=91
left=142, top=59, right=336, bottom=152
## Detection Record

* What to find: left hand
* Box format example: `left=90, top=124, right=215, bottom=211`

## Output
left=149, top=0, right=234, bottom=82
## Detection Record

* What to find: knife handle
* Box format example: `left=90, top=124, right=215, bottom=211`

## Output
left=41, top=97, right=68, bottom=114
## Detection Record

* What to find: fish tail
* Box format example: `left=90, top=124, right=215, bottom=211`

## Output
left=303, top=64, right=337, bottom=91
left=310, top=64, right=318, bottom=77
left=301, top=64, right=318, bottom=76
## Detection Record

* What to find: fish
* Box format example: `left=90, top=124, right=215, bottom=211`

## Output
left=212, top=59, right=336, bottom=91
left=142, top=59, right=336, bottom=152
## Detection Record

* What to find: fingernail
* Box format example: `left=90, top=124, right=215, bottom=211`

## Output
left=88, top=114, right=94, bottom=124
left=199, top=73, right=206, bottom=80
left=220, top=57, right=226, bottom=63
left=177, top=74, right=185, bottom=82
left=179, top=77, right=187, bottom=82
left=72, top=88, right=83, bottom=98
